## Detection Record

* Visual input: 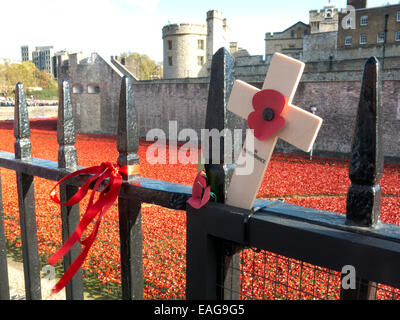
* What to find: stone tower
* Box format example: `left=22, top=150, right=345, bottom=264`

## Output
left=309, top=1, right=339, bottom=34
left=162, top=10, right=230, bottom=79
left=162, top=23, right=207, bottom=79
left=206, top=10, right=229, bottom=68
left=347, top=0, right=368, bottom=9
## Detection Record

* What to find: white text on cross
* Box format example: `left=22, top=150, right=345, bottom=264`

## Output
left=226, top=53, right=323, bottom=210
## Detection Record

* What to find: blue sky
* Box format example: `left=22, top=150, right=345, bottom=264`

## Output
left=0, top=0, right=398, bottom=63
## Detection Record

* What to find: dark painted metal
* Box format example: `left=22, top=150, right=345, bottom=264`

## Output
left=188, top=201, right=400, bottom=293
left=14, top=83, right=32, bottom=161
left=57, top=80, right=84, bottom=300
left=117, top=76, right=140, bottom=183
left=342, top=57, right=383, bottom=300
left=186, top=204, right=221, bottom=300
left=117, top=76, right=143, bottom=300
left=187, top=47, right=241, bottom=300
left=14, top=83, right=41, bottom=300
left=346, top=57, right=383, bottom=228
left=0, top=150, right=192, bottom=210
left=0, top=170, right=10, bottom=300
left=57, top=81, right=77, bottom=170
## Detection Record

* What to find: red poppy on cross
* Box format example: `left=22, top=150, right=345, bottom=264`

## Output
left=226, top=53, right=323, bottom=210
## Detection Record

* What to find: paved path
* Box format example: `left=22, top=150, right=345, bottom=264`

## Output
left=7, top=256, right=66, bottom=300
left=0, top=106, right=58, bottom=121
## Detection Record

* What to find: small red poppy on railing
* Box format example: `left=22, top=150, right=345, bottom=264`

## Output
left=247, top=89, right=288, bottom=141
left=188, top=171, right=211, bottom=209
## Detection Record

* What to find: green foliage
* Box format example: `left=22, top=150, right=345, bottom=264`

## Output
left=0, top=61, right=57, bottom=95
left=119, top=52, right=161, bottom=80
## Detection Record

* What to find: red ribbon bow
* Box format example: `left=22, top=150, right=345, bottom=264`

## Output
left=48, top=162, right=139, bottom=294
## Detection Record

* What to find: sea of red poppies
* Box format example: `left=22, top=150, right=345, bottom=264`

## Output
left=0, top=118, right=399, bottom=300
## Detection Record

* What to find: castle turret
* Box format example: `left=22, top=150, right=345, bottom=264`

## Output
left=206, top=10, right=229, bottom=65
left=162, top=23, right=207, bottom=79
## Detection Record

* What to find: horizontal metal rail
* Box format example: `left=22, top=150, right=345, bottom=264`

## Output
left=187, top=202, right=400, bottom=297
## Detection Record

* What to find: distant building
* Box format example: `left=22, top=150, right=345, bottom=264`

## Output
left=57, top=52, right=136, bottom=135
left=265, top=22, right=310, bottom=58
left=21, top=46, right=30, bottom=62
left=337, top=2, right=400, bottom=60
left=309, top=1, right=340, bottom=33
left=32, top=46, right=55, bottom=75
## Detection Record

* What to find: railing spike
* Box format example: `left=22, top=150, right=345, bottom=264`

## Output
left=116, top=75, right=143, bottom=300
left=57, top=80, right=78, bottom=169
left=346, top=56, right=383, bottom=228
left=204, top=47, right=236, bottom=203
left=14, top=82, right=32, bottom=161
left=117, top=75, right=139, bottom=183
left=56, top=80, right=83, bottom=299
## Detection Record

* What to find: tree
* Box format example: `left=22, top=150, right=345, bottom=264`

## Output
left=119, top=52, right=161, bottom=80
left=0, top=61, right=57, bottom=94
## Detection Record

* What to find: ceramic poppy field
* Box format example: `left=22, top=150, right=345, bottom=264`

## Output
left=0, top=119, right=399, bottom=300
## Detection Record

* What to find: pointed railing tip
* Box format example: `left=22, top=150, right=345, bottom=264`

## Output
left=14, top=82, right=32, bottom=160
left=57, top=79, right=77, bottom=170
left=346, top=56, right=383, bottom=228
left=117, top=75, right=139, bottom=183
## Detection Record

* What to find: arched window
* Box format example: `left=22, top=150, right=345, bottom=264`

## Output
left=87, top=83, right=100, bottom=94
left=72, top=83, right=83, bottom=94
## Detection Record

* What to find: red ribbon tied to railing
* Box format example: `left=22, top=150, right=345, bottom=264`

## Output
left=48, top=161, right=140, bottom=294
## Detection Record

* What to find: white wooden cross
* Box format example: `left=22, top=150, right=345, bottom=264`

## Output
left=226, top=53, right=323, bottom=210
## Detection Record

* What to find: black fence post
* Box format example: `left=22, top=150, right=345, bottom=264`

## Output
left=186, top=205, right=221, bottom=300
left=187, top=47, right=240, bottom=300
left=341, top=57, right=383, bottom=300
left=117, top=75, right=143, bottom=300
left=0, top=169, right=10, bottom=300
left=14, top=82, right=42, bottom=300
left=57, top=80, right=84, bottom=300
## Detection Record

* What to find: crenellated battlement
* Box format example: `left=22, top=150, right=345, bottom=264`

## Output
left=162, top=23, right=207, bottom=38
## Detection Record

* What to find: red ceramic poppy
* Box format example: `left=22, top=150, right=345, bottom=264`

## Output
left=188, top=171, right=211, bottom=209
left=247, top=89, right=288, bottom=141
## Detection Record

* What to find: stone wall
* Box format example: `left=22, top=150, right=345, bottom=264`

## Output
left=132, top=78, right=210, bottom=138
left=58, top=53, right=125, bottom=135
left=129, top=77, right=400, bottom=160
left=61, top=53, right=400, bottom=161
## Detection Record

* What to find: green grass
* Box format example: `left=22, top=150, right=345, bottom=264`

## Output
left=26, top=87, right=58, bottom=100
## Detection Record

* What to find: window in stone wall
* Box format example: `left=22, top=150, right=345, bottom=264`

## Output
left=168, top=56, right=173, bottom=66
left=396, top=31, right=400, bottom=42
left=360, top=15, right=368, bottom=26
left=198, top=39, right=204, bottom=50
left=397, top=11, right=400, bottom=22
left=87, top=84, right=100, bottom=94
left=345, top=36, right=352, bottom=46
left=346, top=18, right=352, bottom=28
left=72, top=84, right=83, bottom=94
left=197, top=56, right=204, bottom=66
left=291, top=30, right=295, bottom=38
left=325, top=9, right=332, bottom=19
left=377, top=33, right=385, bottom=43
left=360, top=34, right=367, bottom=45
left=168, top=40, right=172, bottom=50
